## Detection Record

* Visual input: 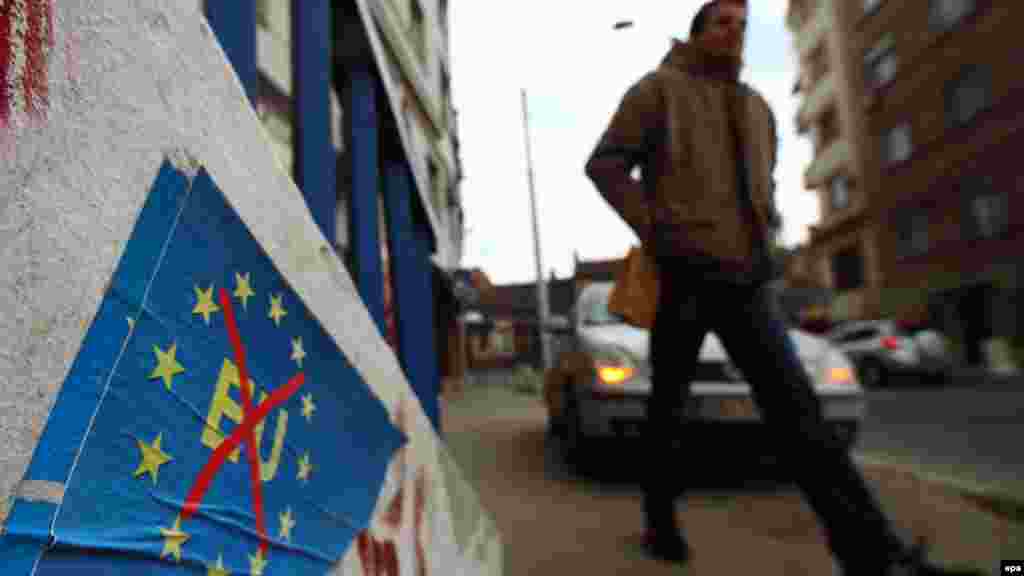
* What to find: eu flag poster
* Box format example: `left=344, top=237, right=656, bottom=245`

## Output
left=11, top=160, right=405, bottom=575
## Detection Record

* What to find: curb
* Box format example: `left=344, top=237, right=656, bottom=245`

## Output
left=855, top=454, right=1024, bottom=525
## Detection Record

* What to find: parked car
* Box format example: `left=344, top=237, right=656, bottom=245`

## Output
left=543, top=282, right=866, bottom=469
left=826, top=320, right=954, bottom=388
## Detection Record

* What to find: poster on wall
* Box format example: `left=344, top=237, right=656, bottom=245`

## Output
left=2, top=160, right=405, bottom=575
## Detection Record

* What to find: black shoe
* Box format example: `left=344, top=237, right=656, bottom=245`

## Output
left=641, top=528, right=692, bottom=565
left=887, top=542, right=984, bottom=576
left=838, top=541, right=984, bottom=576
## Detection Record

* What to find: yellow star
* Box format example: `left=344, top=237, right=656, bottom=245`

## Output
left=159, top=516, right=190, bottom=563
left=297, top=451, right=313, bottom=483
left=301, top=394, right=316, bottom=423
left=290, top=337, right=306, bottom=368
left=278, top=507, right=296, bottom=542
left=268, top=294, right=287, bottom=327
left=150, top=343, right=185, bottom=391
left=248, top=548, right=268, bottom=576
left=207, top=553, right=231, bottom=576
left=233, top=272, right=255, bottom=310
left=133, top=433, right=172, bottom=485
left=192, top=284, right=221, bottom=325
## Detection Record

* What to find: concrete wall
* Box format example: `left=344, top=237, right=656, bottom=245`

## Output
left=0, top=2, right=499, bottom=573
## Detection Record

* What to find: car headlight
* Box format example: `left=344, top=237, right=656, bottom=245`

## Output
left=593, top=347, right=636, bottom=386
left=817, top=348, right=858, bottom=386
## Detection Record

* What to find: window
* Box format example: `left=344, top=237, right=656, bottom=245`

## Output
left=491, top=329, right=516, bottom=355
left=439, top=0, right=449, bottom=34
left=428, top=155, right=446, bottom=215
left=816, top=106, right=840, bottom=152
left=441, top=70, right=452, bottom=127
left=830, top=175, right=850, bottom=211
left=961, top=177, right=1009, bottom=240
left=832, top=245, right=864, bottom=292
left=256, top=0, right=270, bottom=28
left=808, top=43, right=829, bottom=85
left=864, top=0, right=883, bottom=15
left=883, top=123, right=912, bottom=164
left=410, top=0, right=426, bottom=61
left=930, top=0, right=975, bottom=32
left=946, top=64, right=991, bottom=127
left=865, top=36, right=898, bottom=89
left=895, top=210, right=929, bottom=258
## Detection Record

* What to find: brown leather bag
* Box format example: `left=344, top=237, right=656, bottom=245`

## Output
left=607, top=245, right=659, bottom=329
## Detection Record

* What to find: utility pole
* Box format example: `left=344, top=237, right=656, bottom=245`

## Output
left=520, top=89, right=551, bottom=372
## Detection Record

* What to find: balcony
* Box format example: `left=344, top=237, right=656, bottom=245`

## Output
left=796, top=72, right=837, bottom=133
left=805, top=138, right=851, bottom=188
left=795, top=0, right=831, bottom=57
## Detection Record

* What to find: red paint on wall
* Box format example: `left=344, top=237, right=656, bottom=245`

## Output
left=1, top=0, right=55, bottom=127
left=0, top=4, right=13, bottom=125
left=414, top=469, right=429, bottom=576
left=357, top=530, right=400, bottom=576
left=22, top=0, right=52, bottom=118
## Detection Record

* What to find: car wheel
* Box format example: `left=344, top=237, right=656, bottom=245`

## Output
left=563, top=392, right=593, bottom=473
left=858, top=359, right=886, bottom=389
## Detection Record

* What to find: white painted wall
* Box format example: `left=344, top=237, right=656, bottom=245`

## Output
left=370, top=0, right=464, bottom=268
left=0, top=2, right=498, bottom=573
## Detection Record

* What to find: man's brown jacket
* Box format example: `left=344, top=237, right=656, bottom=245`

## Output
left=587, top=40, right=778, bottom=279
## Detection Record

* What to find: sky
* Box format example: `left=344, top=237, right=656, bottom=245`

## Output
left=449, top=0, right=817, bottom=285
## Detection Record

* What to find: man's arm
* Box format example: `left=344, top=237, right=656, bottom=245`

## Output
left=584, top=74, right=662, bottom=244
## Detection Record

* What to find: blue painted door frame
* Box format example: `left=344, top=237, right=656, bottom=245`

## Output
left=342, top=65, right=387, bottom=338
left=292, top=0, right=336, bottom=245
left=204, top=1, right=258, bottom=104
left=383, top=161, right=441, bottom=431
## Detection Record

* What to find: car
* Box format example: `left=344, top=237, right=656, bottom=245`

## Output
left=825, top=320, right=954, bottom=388
left=543, top=281, right=866, bottom=470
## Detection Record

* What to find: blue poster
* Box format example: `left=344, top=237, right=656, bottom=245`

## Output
left=2, top=160, right=405, bottom=575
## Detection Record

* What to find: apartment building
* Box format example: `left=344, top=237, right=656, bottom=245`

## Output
left=786, top=0, right=1023, bottom=369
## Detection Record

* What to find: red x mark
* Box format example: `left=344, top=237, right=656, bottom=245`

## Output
left=179, top=288, right=305, bottom=556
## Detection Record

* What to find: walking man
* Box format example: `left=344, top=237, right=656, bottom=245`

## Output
left=585, top=1, right=982, bottom=574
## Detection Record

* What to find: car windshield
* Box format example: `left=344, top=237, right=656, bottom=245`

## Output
left=581, top=287, right=624, bottom=326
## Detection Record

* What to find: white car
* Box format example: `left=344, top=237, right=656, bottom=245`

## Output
left=544, top=282, right=866, bottom=468
left=826, top=320, right=954, bottom=388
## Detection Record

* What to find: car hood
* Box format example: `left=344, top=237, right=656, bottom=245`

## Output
left=579, top=324, right=831, bottom=365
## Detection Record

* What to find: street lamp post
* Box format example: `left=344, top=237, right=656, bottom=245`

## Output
left=520, top=89, right=551, bottom=373
left=516, top=20, right=660, bottom=373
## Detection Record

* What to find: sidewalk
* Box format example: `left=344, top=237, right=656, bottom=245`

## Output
left=443, top=382, right=1024, bottom=575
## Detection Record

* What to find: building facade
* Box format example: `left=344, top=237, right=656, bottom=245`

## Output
left=246, top=0, right=464, bottom=266
left=786, top=0, right=1023, bottom=370
left=198, top=0, right=471, bottom=424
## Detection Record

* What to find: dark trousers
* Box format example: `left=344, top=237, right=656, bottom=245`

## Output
left=642, top=260, right=905, bottom=568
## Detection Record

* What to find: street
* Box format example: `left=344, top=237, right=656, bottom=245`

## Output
left=443, top=380, right=1022, bottom=575
left=857, top=384, right=1024, bottom=495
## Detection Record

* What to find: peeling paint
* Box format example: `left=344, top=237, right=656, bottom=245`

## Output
left=166, top=146, right=200, bottom=178
left=0, top=0, right=55, bottom=127
left=16, top=479, right=63, bottom=504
